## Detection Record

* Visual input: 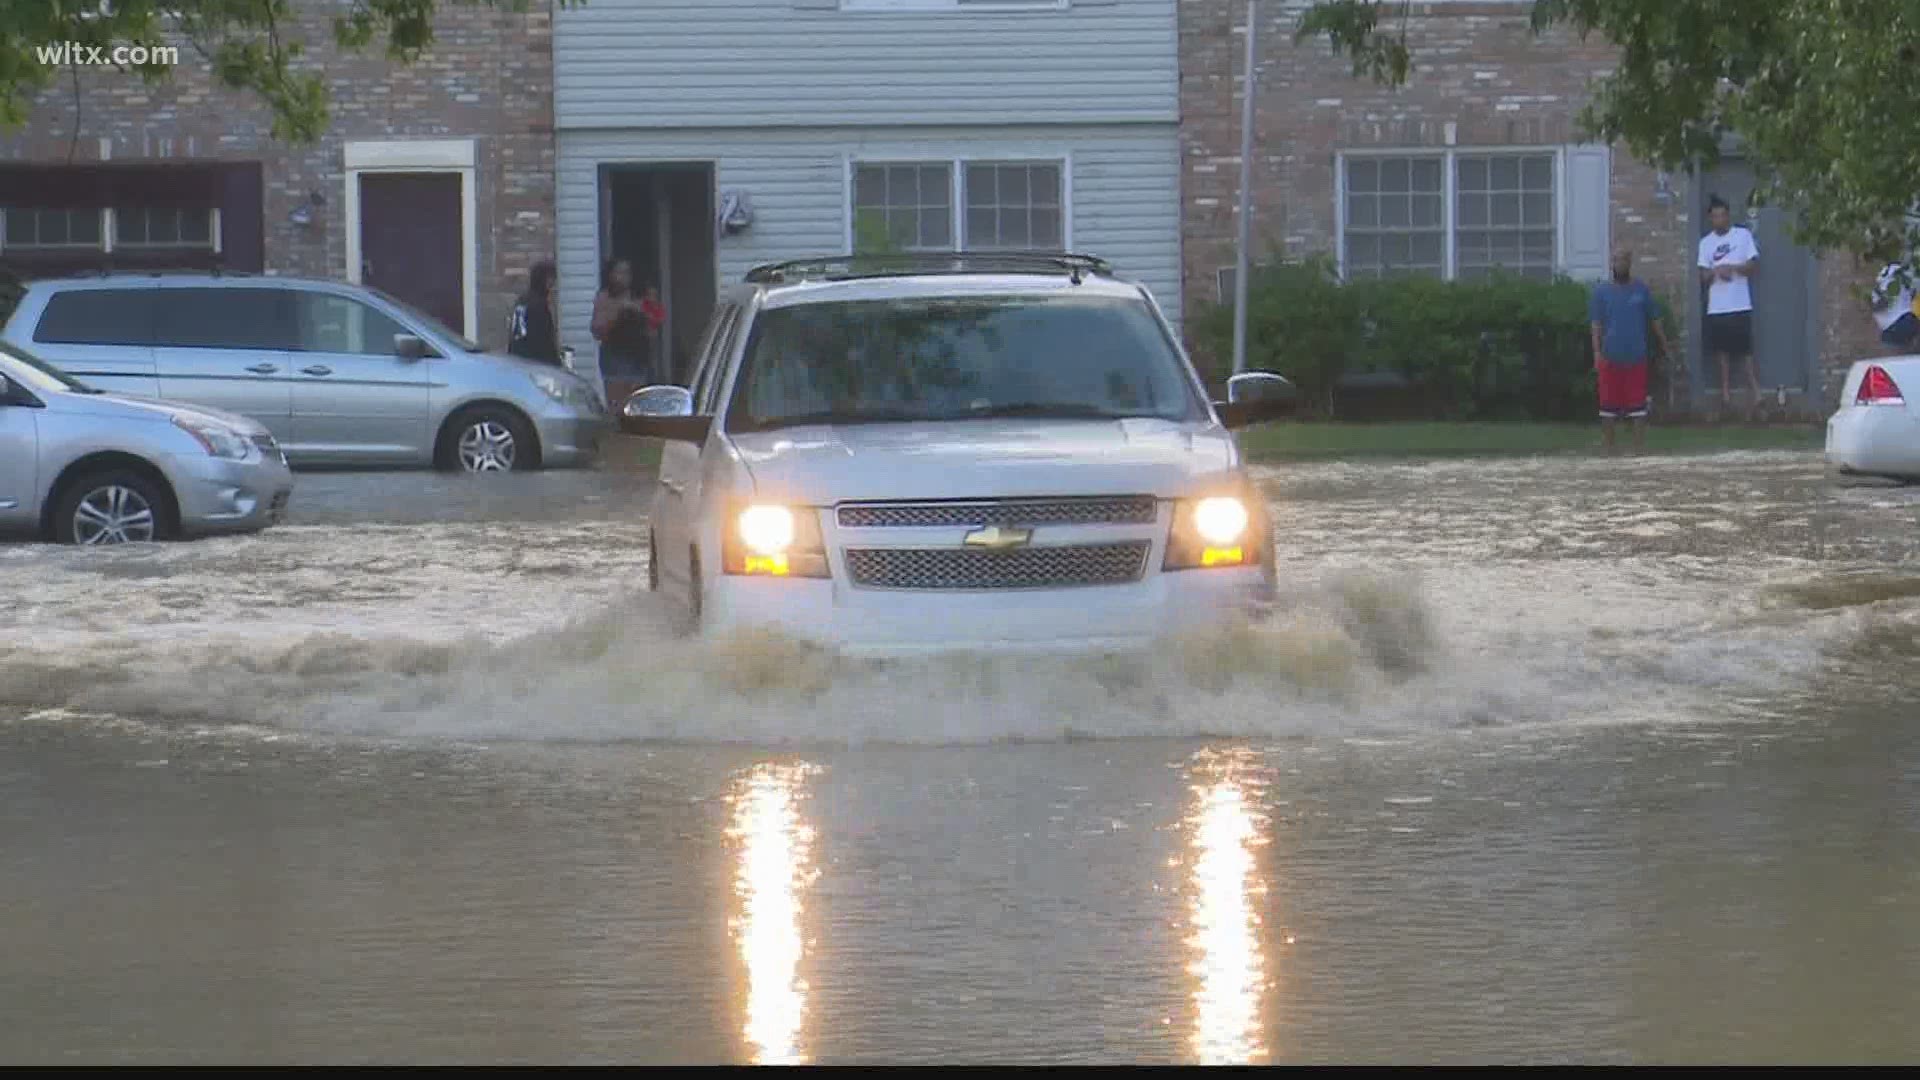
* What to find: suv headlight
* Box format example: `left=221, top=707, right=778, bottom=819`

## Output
left=172, top=415, right=252, bottom=460
left=1165, top=495, right=1259, bottom=570
left=721, top=503, right=830, bottom=578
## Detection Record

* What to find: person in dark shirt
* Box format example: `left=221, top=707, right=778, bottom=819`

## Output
left=1589, top=246, right=1673, bottom=455
left=508, top=260, right=562, bottom=365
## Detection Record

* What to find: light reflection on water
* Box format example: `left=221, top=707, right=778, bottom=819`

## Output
left=726, top=762, right=820, bottom=1065
left=1186, top=753, right=1271, bottom=1065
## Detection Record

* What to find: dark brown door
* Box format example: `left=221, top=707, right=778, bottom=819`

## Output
left=359, top=172, right=463, bottom=335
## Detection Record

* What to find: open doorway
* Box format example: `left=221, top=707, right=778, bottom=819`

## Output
left=600, top=164, right=717, bottom=389
left=1688, top=159, right=1823, bottom=415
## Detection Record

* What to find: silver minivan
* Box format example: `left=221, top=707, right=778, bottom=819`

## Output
left=0, top=274, right=609, bottom=472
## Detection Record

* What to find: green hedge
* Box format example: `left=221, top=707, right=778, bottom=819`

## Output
left=1193, top=255, right=1680, bottom=421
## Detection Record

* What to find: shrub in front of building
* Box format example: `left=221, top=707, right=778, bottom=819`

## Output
left=1195, top=256, right=1680, bottom=421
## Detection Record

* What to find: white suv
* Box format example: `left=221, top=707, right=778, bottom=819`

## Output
left=617, top=253, right=1297, bottom=657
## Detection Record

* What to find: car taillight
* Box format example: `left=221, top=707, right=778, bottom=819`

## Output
left=1856, top=365, right=1906, bottom=406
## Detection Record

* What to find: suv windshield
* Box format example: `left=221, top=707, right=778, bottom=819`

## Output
left=725, top=293, right=1202, bottom=432
left=367, top=287, right=482, bottom=352
left=0, top=339, right=95, bottom=394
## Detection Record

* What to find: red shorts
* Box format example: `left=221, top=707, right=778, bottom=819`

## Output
left=1596, top=358, right=1649, bottom=419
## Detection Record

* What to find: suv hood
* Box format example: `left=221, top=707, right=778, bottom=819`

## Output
left=55, top=389, right=271, bottom=437
left=729, top=418, right=1242, bottom=503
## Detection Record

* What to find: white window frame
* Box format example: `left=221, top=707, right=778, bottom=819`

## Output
left=0, top=206, right=223, bottom=255
left=840, top=0, right=1068, bottom=12
left=844, top=153, right=1073, bottom=254
left=111, top=206, right=223, bottom=252
left=0, top=207, right=110, bottom=253
left=1335, top=146, right=1568, bottom=282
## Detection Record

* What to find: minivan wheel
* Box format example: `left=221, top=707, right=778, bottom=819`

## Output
left=52, top=469, right=170, bottom=546
left=438, top=407, right=536, bottom=473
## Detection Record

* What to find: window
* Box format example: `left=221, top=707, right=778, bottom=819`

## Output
left=32, top=289, right=157, bottom=346
left=152, top=288, right=291, bottom=351
left=116, top=206, right=217, bottom=250
left=853, top=163, right=953, bottom=251
left=1343, top=157, right=1445, bottom=278
left=726, top=294, right=1201, bottom=432
left=295, top=292, right=409, bottom=355
left=851, top=157, right=1067, bottom=253
left=1454, top=154, right=1555, bottom=279
left=3, top=208, right=103, bottom=250
left=1340, top=150, right=1562, bottom=280
left=692, top=304, right=743, bottom=413
left=964, top=163, right=1062, bottom=250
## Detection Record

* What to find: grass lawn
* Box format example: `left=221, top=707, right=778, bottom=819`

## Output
left=1237, top=421, right=1824, bottom=461
left=601, top=421, right=1823, bottom=471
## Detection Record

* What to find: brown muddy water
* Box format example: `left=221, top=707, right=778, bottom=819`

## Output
left=3, top=451, right=1919, bottom=1064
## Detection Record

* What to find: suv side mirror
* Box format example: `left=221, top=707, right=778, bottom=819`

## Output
left=0, top=373, right=14, bottom=404
left=394, top=333, right=431, bottom=361
left=1215, top=371, right=1298, bottom=429
left=620, top=384, right=711, bottom=443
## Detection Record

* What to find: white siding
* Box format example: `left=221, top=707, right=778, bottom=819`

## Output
left=553, top=0, right=1175, bottom=129
left=555, top=124, right=1183, bottom=370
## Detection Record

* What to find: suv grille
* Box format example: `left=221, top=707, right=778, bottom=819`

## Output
left=844, top=542, right=1151, bottom=591
left=836, top=497, right=1157, bottom=529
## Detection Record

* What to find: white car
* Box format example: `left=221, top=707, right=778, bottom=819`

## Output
left=616, top=253, right=1298, bottom=657
left=1827, top=355, right=1920, bottom=480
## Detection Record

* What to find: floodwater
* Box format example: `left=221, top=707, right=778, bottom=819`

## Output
left=4, top=450, right=1920, bottom=1064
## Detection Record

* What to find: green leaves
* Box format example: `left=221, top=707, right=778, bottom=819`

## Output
left=1300, top=1, right=1920, bottom=275
left=0, top=0, right=586, bottom=144
left=1196, top=260, right=1641, bottom=421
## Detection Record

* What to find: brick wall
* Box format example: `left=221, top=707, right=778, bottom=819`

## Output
left=1180, top=0, right=1875, bottom=414
left=0, top=2, right=555, bottom=350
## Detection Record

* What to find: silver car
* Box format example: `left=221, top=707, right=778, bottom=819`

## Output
left=1, top=339, right=294, bottom=544
left=0, top=274, right=609, bottom=472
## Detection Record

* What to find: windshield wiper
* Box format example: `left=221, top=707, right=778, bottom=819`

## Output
left=962, top=402, right=1141, bottom=420
left=741, top=408, right=931, bottom=431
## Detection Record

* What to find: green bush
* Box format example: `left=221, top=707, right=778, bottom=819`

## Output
left=1194, top=256, right=1679, bottom=421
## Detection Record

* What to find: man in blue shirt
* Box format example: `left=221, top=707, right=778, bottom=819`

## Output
left=1589, top=247, right=1673, bottom=455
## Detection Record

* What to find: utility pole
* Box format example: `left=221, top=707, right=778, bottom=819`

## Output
left=1230, top=0, right=1259, bottom=378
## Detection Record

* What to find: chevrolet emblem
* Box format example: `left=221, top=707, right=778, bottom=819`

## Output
left=962, top=524, right=1033, bottom=551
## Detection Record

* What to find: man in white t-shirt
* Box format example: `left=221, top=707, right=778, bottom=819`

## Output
left=1871, top=260, right=1919, bottom=352
left=1697, top=197, right=1760, bottom=413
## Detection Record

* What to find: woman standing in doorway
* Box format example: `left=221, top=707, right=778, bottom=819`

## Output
left=591, top=258, right=653, bottom=397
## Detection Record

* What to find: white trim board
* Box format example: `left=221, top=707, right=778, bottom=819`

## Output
left=343, top=138, right=480, bottom=338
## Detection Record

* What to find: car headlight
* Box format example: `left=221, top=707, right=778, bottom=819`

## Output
left=721, top=502, right=830, bottom=578
left=172, top=415, right=252, bottom=460
left=1165, top=495, right=1259, bottom=570
left=1193, top=496, right=1249, bottom=545
left=530, top=370, right=597, bottom=411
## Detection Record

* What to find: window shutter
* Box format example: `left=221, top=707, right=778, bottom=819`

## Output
left=1561, top=143, right=1611, bottom=281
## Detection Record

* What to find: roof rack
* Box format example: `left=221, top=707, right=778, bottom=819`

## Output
left=744, top=251, right=1113, bottom=286
left=53, top=267, right=253, bottom=280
